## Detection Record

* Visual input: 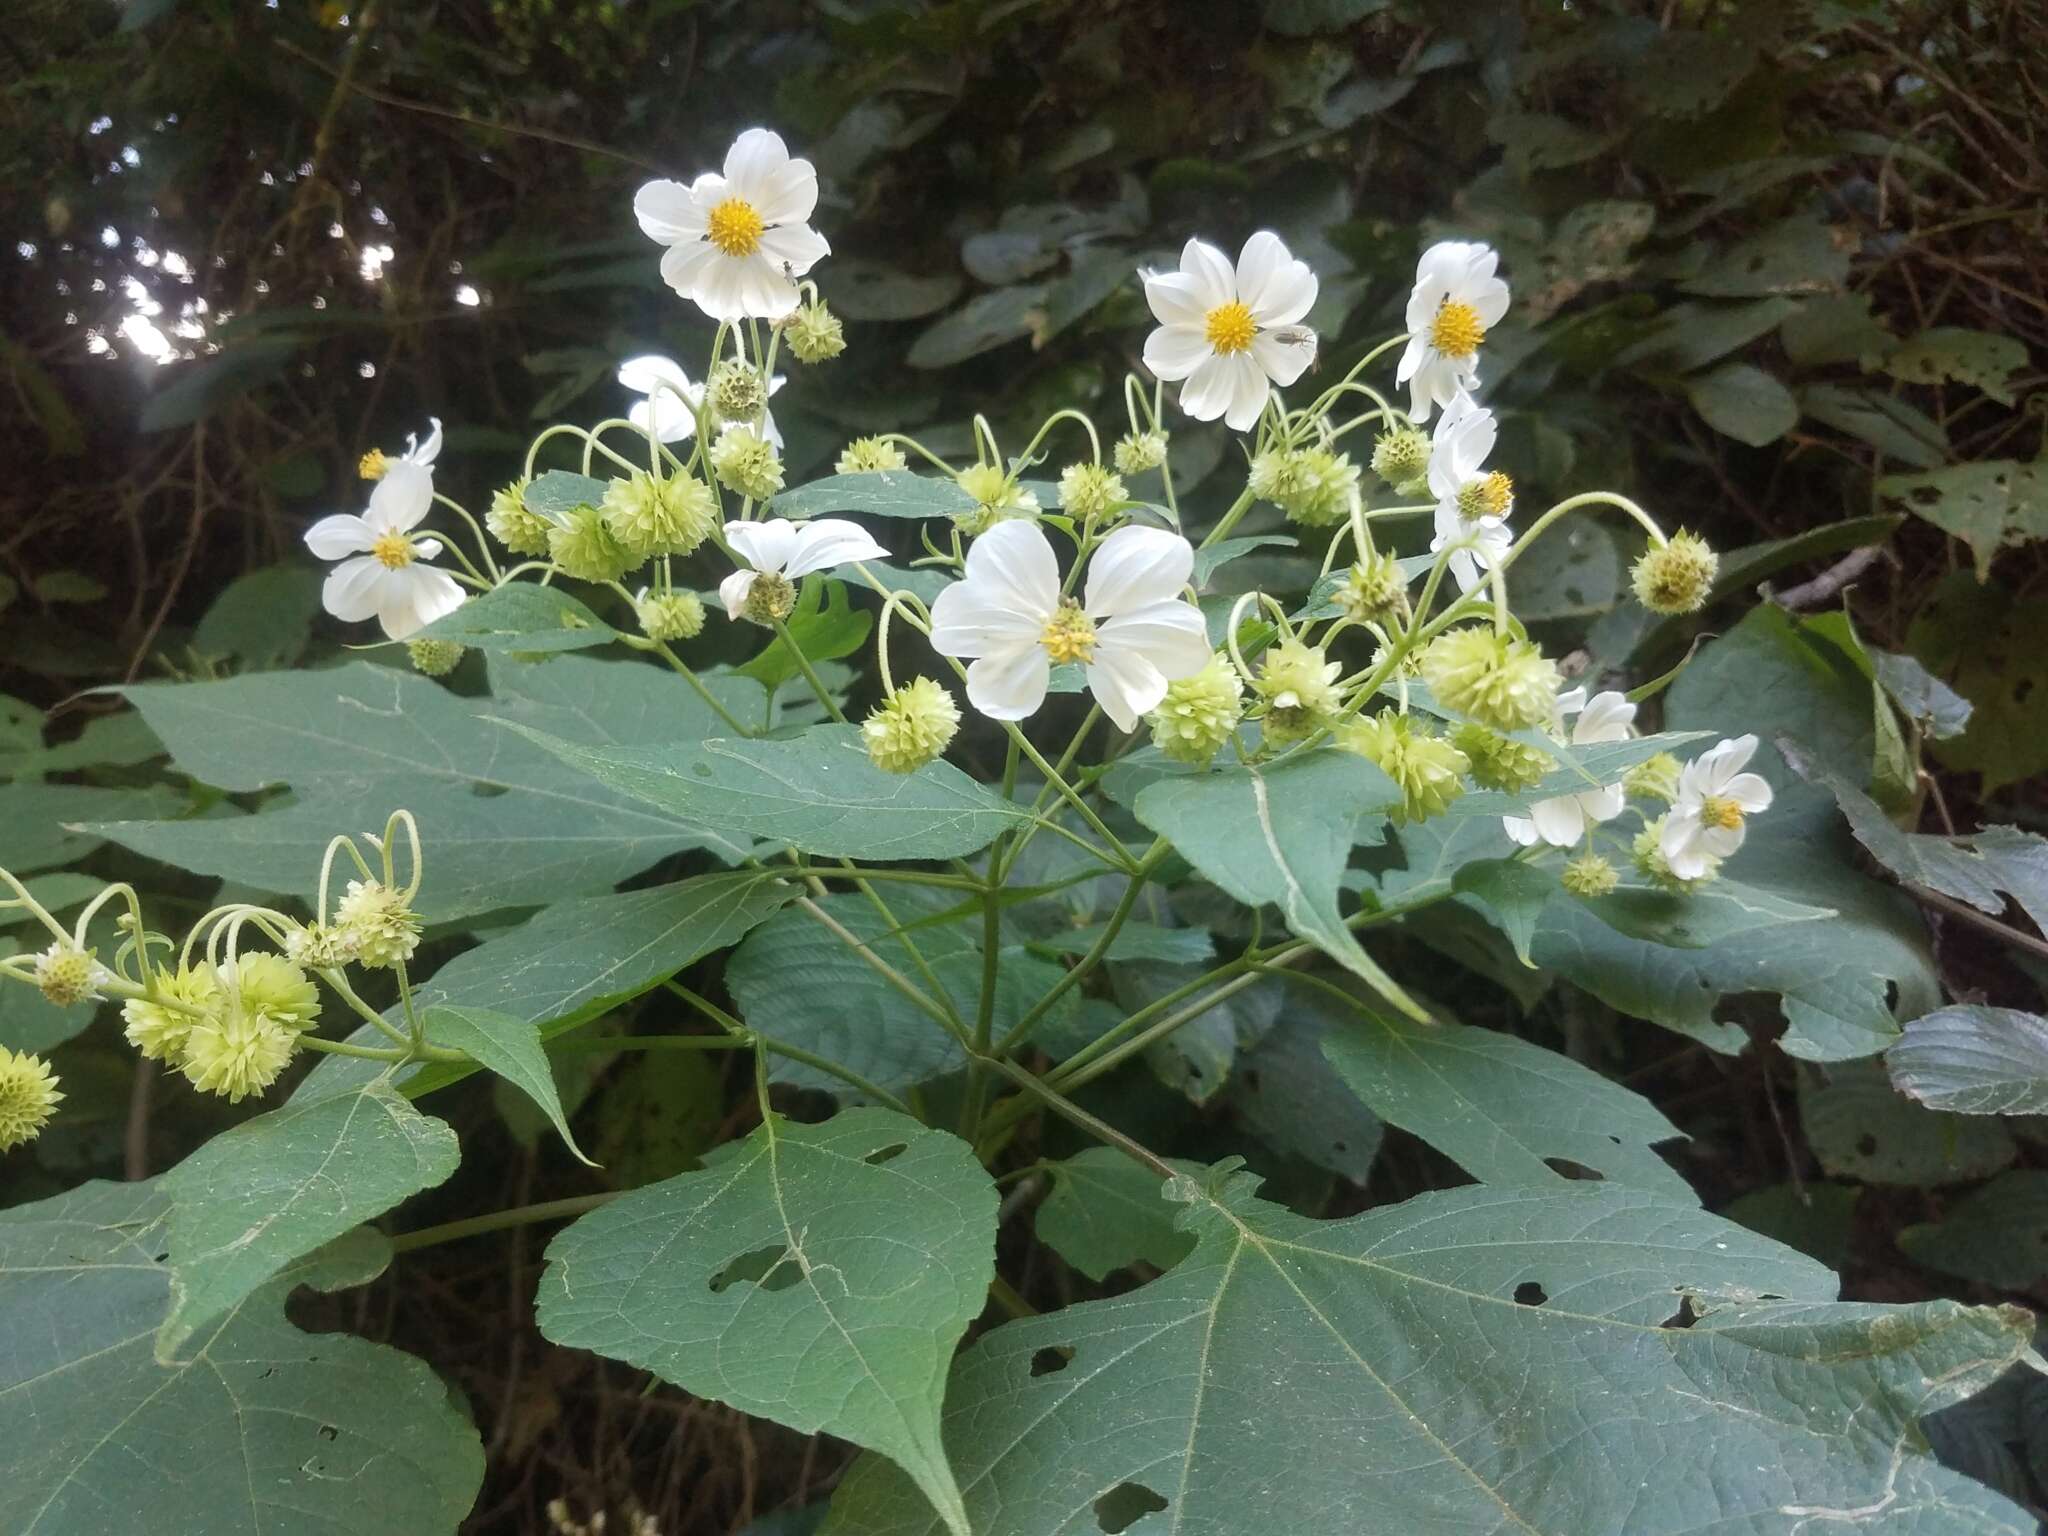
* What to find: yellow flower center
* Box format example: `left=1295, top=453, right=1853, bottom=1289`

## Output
left=371, top=531, right=415, bottom=570
left=1040, top=601, right=1098, bottom=665
left=1478, top=471, right=1513, bottom=516
left=358, top=448, right=388, bottom=481
left=1429, top=299, right=1485, bottom=359
left=1699, top=794, right=1744, bottom=831
left=1203, top=301, right=1257, bottom=356
left=707, top=198, right=766, bottom=257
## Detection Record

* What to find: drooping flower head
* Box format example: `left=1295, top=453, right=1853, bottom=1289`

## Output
left=1661, top=734, right=1773, bottom=880
left=306, top=426, right=465, bottom=640
left=634, top=129, right=829, bottom=321
left=929, top=520, right=1210, bottom=731
left=719, top=518, right=887, bottom=626
left=1502, top=689, right=1637, bottom=849
left=1397, top=240, right=1510, bottom=423
left=1427, top=392, right=1513, bottom=594
left=1140, top=233, right=1318, bottom=432
left=618, top=354, right=786, bottom=449
left=862, top=678, right=961, bottom=774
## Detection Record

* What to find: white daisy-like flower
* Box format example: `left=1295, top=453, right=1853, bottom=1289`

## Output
left=1140, top=232, right=1318, bottom=433
left=1661, top=734, right=1774, bottom=879
left=717, top=517, right=886, bottom=620
left=617, top=354, right=786, bottom=449
left=634, top=129, right=830, bottom=322
left=1396, top=241, right=1510, bottom=423
left=1503, top=689, right=1637, bottom=849
left=305, top=441, right=465, bottom=641
left=1427, top=391, right=1514, bottom=594
left=928, top=520, right=1210, bottom=731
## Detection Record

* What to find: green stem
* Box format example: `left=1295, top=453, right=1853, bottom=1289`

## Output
left=390, top=1193, right=616, bottom=1254
left=1002, top=724, right=1137, bottom=872
left=995, top=839, right=1166, bottom=1055
left=792, top=898, right=970, bottom=1043
left=773, top=616, right=849, bottom=724
left=661, top=981, right=915, bottom=1113
left=649, top=640, right=753, bottom=735
left=987, top=1056, right=1177, bottom=1179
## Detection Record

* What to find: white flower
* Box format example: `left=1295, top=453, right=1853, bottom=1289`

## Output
left=1397, top=241, right=1510, bottom=423
left=717, top=518, right=886, bottom=620
left=617, top=354, right=785, bottom=449
left=1661, top=734, right=1774, bottom=879
left=634, top=129, right=829, bottom=322
left=1140, top=233, right=1318, bottom=433
left=305, top=441, right=465, bottom=641
left=1426, top=391, right=1497, bottom=505
left=1503, top=689, right=1637, bottom=849
left=1427, top=391, right=1513, bottom=594
left=929, top=520, right=1210, bottom=732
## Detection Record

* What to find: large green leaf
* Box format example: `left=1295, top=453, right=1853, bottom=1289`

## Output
left=422, top=1003, right=591, bottom=1162
left=1891, top=1005, right=2048, bottom=1116
left=1687, top=361, right=1797, bottom=446
left=1318, top=993, right=1692, bottom=1199
left=824, top=1173, right=2032, bottom=1535
left=411, top=580, right=617, bottom=653
left=538, top=1109, right=995, bottom=1536
left=158, top=1077, right=459, bottom=1359
left=1900, top=1171, right=2048, bottom=1289
left=297, top=868, right=795, bottom=1102
left=93, top=657, right=751, bottom=921
left=1880, top=460, right=2048, bottom=581
left=509, top=720, right=1029, bottom=862
left=0, top=1182, right=482, bottom=1535
left=1034, top=1147, right=1199, bottom=1281
left=1800, top=1057, right=2015, bottom=1186
left=1126, top=749, right=1424, bottom=1020
left=769, top=470, right=979, bottom=522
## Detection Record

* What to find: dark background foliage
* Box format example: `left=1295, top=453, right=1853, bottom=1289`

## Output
left=4, top=1, right=2046, bottom=1531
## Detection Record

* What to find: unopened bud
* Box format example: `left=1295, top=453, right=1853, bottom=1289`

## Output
left=862, top=678, right=961, bottom=773
left=1631, top=530, right=1717, bottom=615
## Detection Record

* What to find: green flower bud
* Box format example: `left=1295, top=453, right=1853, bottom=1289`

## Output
left=837, top=436, right=907, bottom=474
left=1453, top=723, right=1553, bottom=793
left=1113, top=430, right=1168, bottom=475
left=0, top=1047, right=62, bottom=1149
left=1287, top=449, right=1363, bottom=528
left=1561, top=852, right=1620, bottom=897
left=1057, top=462, right=1127, bottom=523
left=602, top=469, right=717, bottom=561
left=406, top=637, right=465, bottom=677
left=1631, top=529, right=1718, bottom=614
left=861, top=678, right=961, bottom=773
left=122, top=961, right=223, bottom=1064
left=224, top=951, right=321, bottom=1032
left=1147, top=653, right=1244, bottom=766
left=285, top=921, right=359, bottom=971
left=180, top=1011, right=295, bottom=1103
left=1336, top=551, right=1411, bottom=629
left=707, top=358, right=770, bottom=422
left=1420, top=628, right=1561, bottom=733
left=1371, top=426, right=1430, bottom=486
left=954, top=463, right=1039, bottom=534
left=710, top=425, right=785, bottom=502
left=333, top=878, right=421, bottom=969
left=785, top=298, right=846, bottom=363
left=1623, top=751, right=1682, bottom=803
left=487, top=477, right=553, bottom=556
left=1255, top=638, right=1343, bottom=744
left=1338, top=709, right=1469, bottom=823
left=547, top=503, right=634, bottom=583
left=636, top=589, right=706, bottom=643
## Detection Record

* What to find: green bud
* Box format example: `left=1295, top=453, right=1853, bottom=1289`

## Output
left=785, top=298, right=846, bottom=363
left=487, top=477, right=552, bottom=556
left=406, top=637, right=465, bottom=677
left=1371, top=426, right=1430, bottom=486
left=1147, top=653, right=1244, bottom=766
left=1057, top=462, right=1127, bottom=524
left=1561, top=852, right=1620, bottom=897
left=838, top=436, right=906, bottom=474
left=1113, top=430, right=1168, bottom=475
left=1623, top=751, right=1682, bottom=803
left=602, top=469, right=717, bottom=561
left=1631, top=529, right=1718, bottom=614
left=710, top=425, right=785, bottom=502
left=636, top=589, right=706, bottom=643
left=1453, top=723, right=1553, bottom=793
left=1255, top=638, right=1343, bottom=744
left=1336, top=551, right=1411, bottom=629
left=547, top=503, right=634, bottom=583
left=1337, top=710, right=1469, bottom=823
left=1420, top=628, right=1561, bottom=733
left=861, top=678, right=961, bottom=773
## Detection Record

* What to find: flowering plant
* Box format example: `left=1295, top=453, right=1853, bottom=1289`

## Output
left=1, top=128, right=2033, bottom=1536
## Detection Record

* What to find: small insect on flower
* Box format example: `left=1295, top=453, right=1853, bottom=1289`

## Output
left=634, top=129, right=830, bottom=322
left=1139, top=232, right=1319, bottom=432
left=1661, top=735, right=1773, bottom=880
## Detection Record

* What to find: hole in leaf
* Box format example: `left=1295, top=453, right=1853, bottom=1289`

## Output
left=709, top=1244, right=803, bottom=1294
left=1094, top=1482, right=1168, bottom=1532
left=317, top=1424, right=339, bottom=1441
left=692, top=762, right=713, bottom=778
left=863, top=1142, right=908, bottom=1166
left=1543, top=1157, right=1603, bottom=1182
left=1855, top=1133, right=1878, bottom=1158
left=1661, top=1295, right=1700, bottom=1330
left=1332, top=1141, right=1348, bottom=1154
left=1029, top=1346, right=1072, bottom=1378
left=1513, top=1281, right=1548, bottom=1307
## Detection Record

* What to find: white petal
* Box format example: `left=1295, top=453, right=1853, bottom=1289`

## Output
left=322, top=557, right=387, bottom=623
left=785, top=518, right=887, bottom=579
left=305, top=513, right=374, bottom=560
left=412, top=537, right=444, bottom=562
left=1084, top=643, right=1168, bottom=733
left=1471, top=274, right=1511, bottom=327
left=1708, top=734, right=1761, bottom=786
left=1084, top=526, right=1194, bottom=616
left=725, top=518, right=799, bottom=576
left=1220, top=354, right=1271, bottom=433
left=1660, top=810, right=1710, bottom=879
left=1143, top=322, right=1211, bottom=382
left=1554, top=686, right=1588, bottom=719
left=965, top=647, right=1052, bottom=722
left=722, top=128, right=791, bottom=206
left=714, top=254, right=800, bottom=321
left=1251, top=327, right=1315, bottom=388
left=619, top=353, right=690, bottom=395
left=367, top=460, right=434, bottom=532
left=1724, top=772, right=1775, bottom=813
left=1405, top=268, right=1451, bottom=332
left=1577, top=784, right=1626, bottom=826
left=1571, top=691, right=1636, bottom=745
left=1179, top=238, right=1236, bottom=311
left=1095, top=601, right=1211, bottom=683
left=1396, top=334, right=1427, bottom=387
left=928, top=587, right=1046, bottom=658
left=687, top=254, right=756, bottom=322
left=754, top=157, right=820, bottom=228
left=1238, top=233, right=1317, bottom=327
left=1502, top=815, right=1540, bottom=848
left=719, top=569, right=758, bottom=621
left=1175, top=353, right=1233, bottom=424
left=962, top=519, right=1061, bottom=616
left=635, top=179, right=705, bottom=244
left=378, top=566, right=465, bottom=641
left=1527, top=794, right=1589, bottom=848
left=758, top=221, right=830, bottom=276
left=660, top=241, right=723, bottom=304
left=1142, top=269, right=1210, bottom=327
left=631, top=395, right=696, bottom=444
left=407, top=417, right=443, bottom=466
left=1701, top=823, right=1747, bottom=860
